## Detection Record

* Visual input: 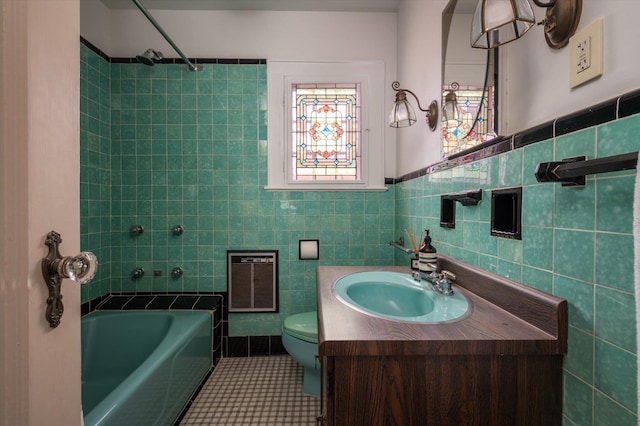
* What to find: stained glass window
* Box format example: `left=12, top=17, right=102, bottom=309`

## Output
left=291, top=83, right=361, bottom=181
left=441, top=83, right=497, bottom=156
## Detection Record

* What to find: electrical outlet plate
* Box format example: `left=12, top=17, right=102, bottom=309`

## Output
left=569, top=19, right=604, bottom=88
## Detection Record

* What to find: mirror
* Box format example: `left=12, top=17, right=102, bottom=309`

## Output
left=442, top=0, right=498, bottom=158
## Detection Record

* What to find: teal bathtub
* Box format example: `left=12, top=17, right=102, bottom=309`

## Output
left=81, top=311, right=212, bottom=426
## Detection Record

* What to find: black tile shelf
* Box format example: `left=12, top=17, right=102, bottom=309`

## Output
left=86, top=293, right=224, bottom=313
left=98, top=295, right=133, bottom=310
left=123, top=295, right=155, bottom=309
left=147, top=295, right=180, bottom=309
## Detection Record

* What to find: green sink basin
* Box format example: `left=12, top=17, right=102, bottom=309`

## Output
left=333, top=271, right=469, bottom=323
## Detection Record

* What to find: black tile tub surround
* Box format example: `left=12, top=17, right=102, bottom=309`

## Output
left=124, top=294, right=155, bottom=309
left=86, top=293, right=224, bottom=369
left=84, top=293, right=290, bottom=360
left=225, top=335, right=289, bottom=357
left=81, top=293, right=109, bottom=316
left=98, top=295, right=133, bottom=310
left=85, top=293, right=223, bottom=313
left=170, top=295, right=200, bottom=310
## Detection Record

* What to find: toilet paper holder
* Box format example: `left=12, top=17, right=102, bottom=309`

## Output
left=299, top=239, right=319, bottom=260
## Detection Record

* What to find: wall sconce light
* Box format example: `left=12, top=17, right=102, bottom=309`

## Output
left=442, top=82, right=463, bottom=128
left=471, top=0, right=582, bottom=49
left=389, top=81, right=439, bottom=131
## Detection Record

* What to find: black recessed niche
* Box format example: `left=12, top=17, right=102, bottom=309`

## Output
left=490, top=187, right=522, bottom=240
left=440, top=196, right=456, bottom=229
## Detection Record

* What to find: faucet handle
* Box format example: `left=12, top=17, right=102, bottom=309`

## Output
left=437, top=270, right=456, bottom=296
left=441, top=270, right=456, bottom=282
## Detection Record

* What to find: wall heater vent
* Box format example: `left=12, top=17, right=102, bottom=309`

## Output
left=227, top=250, right=278, bottom=313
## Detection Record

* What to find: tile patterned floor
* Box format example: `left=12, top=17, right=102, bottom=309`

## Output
left=180, top=356, right=320, bottom=425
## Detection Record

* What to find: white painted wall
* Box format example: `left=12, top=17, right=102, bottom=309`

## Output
left=1, top=0, right=81, bottom=424
left=501, top=0, right=640, bottom=135
left=396, top=0, right=450, bottom=175
left=82, top=0, right=640, bottom=179
left=444, top=13, right=486, bottom=87
left=80, top=5, right=400, bottom=178
left=81, top=0, right=111, bottom=51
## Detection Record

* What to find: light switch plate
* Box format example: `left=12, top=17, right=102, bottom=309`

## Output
left=569, top=19, right=604, bottom=88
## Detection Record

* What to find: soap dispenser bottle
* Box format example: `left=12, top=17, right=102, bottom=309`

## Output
left=418, top=230, right=437, bottom=273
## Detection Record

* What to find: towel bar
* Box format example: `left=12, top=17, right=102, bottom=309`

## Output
left=535, top=151, right=638, bottom=186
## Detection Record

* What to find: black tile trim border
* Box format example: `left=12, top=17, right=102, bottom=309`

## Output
left=619, top=88, right=640, bottom=118
left=81, top=36, right=266, bottom=66
left=80, top=36, right=110, bottom=62
left=513, top=122, right=553, bottom=148
left=395, top=86, right=640, bottom=183
left=555, top=97, right=617, bottom=136
left=82, top=291, right=224, bottom=314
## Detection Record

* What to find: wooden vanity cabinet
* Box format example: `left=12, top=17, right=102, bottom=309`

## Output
left=317, top=257, right=568, bottom=426
left=320, top=354, right=563, bottom=425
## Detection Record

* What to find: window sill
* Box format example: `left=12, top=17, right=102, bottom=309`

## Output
left=263, top=185, right=388, bottom=192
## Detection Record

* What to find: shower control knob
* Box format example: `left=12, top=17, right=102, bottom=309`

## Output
left=131, top=267, right=145, bottom=279
left=172, top=225, right=184, bottom=236
left=130, top=225, right=144, bottom=236
left=171, top=267, right=183, bottom=278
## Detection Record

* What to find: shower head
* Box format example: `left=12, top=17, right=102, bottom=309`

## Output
left=136, top=49, right=164, bottom=66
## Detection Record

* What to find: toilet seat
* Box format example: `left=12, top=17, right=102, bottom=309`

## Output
left=283, top=311, right=318, bottom=343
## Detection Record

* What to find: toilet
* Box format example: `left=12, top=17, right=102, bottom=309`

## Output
left=281, top=311, right=320, bottom=396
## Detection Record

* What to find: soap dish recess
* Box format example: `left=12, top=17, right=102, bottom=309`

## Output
left=490, top=187, right=522, bottom=240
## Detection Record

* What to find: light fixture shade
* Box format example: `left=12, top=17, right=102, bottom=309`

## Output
left=443, top=90, right=462, bottom=127
left=389, top=92, right=417, bottom=128
left=471, top=0, right=535, bottom=49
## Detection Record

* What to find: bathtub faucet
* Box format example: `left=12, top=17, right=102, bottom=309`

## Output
left=411, top=264, right=456, bottom=296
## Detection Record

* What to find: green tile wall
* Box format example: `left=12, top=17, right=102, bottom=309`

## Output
left=394, top=114, right=640, bottom=425
left=80, top=42, right=638, bottom=424
left=80, top=43, right=111, bottom=302
left=79, top=45, right=395, bottom=337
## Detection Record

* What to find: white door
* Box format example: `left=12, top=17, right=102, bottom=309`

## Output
left=0, top=0, right=82, bottom=424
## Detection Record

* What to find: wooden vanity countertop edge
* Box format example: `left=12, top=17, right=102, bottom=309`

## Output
left=317, top=259, right=567, bottom=357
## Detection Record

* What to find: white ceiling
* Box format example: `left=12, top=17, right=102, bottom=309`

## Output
left=97, top=0, right=481, bottom=14
left=99, top=0, right=401, bottom=12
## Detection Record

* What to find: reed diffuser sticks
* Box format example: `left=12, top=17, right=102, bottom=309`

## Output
left=404, top=229, right=418, bottom=255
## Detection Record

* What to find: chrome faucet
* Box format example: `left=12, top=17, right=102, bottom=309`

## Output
left=435, top=270, right=456, bottom=296
left=411, top=263, right=456, bottom=296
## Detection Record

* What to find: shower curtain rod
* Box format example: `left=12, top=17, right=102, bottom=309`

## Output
left=131, top=0, right=202, bottom=72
